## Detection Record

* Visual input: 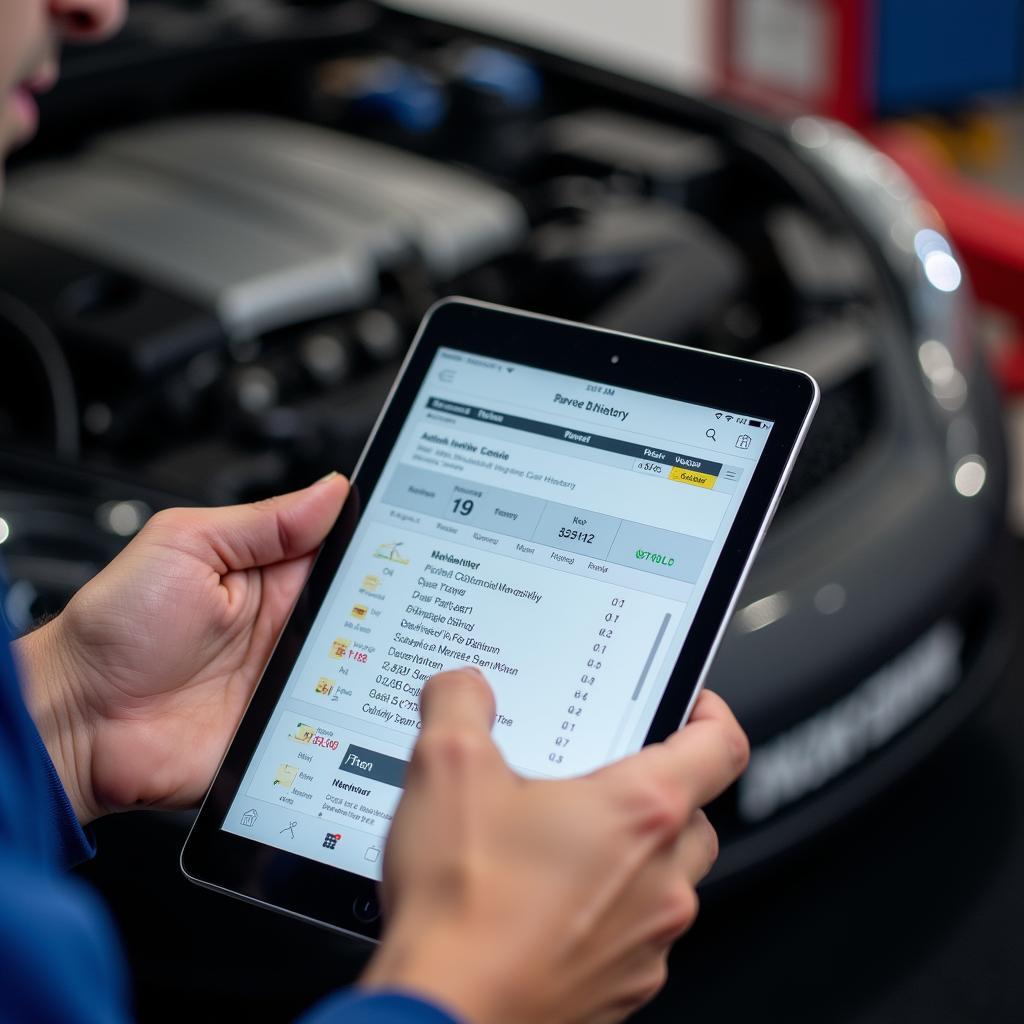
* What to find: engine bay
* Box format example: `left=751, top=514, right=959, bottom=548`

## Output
left=1, top=4, right=885, bottom=533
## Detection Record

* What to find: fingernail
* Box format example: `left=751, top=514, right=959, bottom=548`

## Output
left=316, top=470, right=341, bottom=484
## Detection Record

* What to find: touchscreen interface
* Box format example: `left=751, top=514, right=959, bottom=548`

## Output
left=222, top=346, right=775, bottom=878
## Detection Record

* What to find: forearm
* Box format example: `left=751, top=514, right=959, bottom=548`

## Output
left=13, top=616, right=101, bottom=826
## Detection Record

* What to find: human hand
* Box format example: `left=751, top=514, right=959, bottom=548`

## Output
left=362, top=669, right=749, bottom=1024
left=14, top=474, right=349, bottom=825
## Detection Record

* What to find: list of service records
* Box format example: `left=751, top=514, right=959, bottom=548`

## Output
left=240, top=507, right=686, bottom=853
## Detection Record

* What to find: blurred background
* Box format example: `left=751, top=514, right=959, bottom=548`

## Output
left=3, top=0, right=1024, bottom=1020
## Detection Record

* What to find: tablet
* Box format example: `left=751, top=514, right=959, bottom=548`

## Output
left=182, top=298, right=818, bottom=940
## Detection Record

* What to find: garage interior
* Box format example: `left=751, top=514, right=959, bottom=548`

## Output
left=3, top=1, right=1024, bottom=1021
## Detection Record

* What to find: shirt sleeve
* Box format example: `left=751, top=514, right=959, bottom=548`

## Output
left=0, top=633, right=95, bottom=869
left=0, top=600, right=131, bottom=1023
left=298, top=990, right=463, bottom=1024
left=31, top=722, right=98, bottom=867
left=0, top=849, right=132, bottom=1024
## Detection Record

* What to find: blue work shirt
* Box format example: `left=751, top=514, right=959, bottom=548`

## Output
left=0, top=582, right=458, bottom=1024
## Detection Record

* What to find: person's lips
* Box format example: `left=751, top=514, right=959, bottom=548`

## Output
left=6, top=67, right=58, bottom=144
left=8, top=85, right=40, bottom=140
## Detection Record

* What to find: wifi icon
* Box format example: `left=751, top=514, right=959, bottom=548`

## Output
left=725, top=415, right=734, bottom=422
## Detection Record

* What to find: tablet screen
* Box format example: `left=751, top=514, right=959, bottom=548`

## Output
left=222, top=346, right=775, bottom=878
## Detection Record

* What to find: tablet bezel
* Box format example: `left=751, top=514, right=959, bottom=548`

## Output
left=182, top=297, right=818, bottom=941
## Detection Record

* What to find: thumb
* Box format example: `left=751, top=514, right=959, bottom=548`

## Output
left=419, top=668, right=497, bottom=737
left=159, top=472, right=349, bottom=572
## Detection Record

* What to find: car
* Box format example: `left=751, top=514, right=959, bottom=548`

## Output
left=0, top=0, right=1012, bottom=897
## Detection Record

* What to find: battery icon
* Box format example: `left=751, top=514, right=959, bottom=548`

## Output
left=749, top=419, right=763, bottom=428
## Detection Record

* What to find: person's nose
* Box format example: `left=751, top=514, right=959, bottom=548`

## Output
left=48, top=0, right=127, bottom=42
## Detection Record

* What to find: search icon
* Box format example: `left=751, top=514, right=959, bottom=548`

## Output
left=706, top=428, right=717, bottom=442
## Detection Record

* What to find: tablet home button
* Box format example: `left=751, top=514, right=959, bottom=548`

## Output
left=352, top=896, right=381, bottom=923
